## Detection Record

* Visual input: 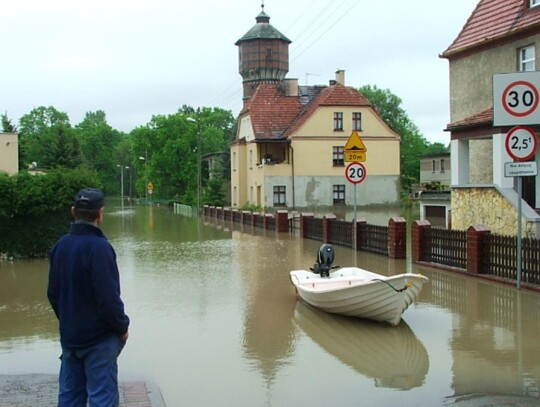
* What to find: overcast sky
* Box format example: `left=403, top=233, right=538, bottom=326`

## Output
left=1, top=0, right=477, bottom=144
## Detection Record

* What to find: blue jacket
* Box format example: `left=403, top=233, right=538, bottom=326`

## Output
left=47, top=222, right=130, bottom=348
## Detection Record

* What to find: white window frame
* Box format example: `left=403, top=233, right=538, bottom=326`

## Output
left=333, top=184, right=346, bottom=204
left=519, top=45, right=535, bottom=72
left=531, top=0, right=540, bottom=8
left=332, top=146, right=344, bottom=167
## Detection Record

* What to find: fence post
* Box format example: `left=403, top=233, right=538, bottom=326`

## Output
left=388, top=217, right=407, bottom=259
left=323, top=214, right=336, bottom=243
left=354, top=218, right=367, bottom=250
left=467, top=224, right=490, bottom=274
left=412, top=220, right=431, bottom=262
left=300, top=213, right=314, bottom=238
left=276, top=210, right=289, bottom=233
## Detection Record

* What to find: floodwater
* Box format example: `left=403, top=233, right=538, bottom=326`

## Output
left=1, top=203, right=540, bottom=407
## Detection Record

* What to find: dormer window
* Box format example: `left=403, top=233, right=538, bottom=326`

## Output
left=531, top=0, right=540, bottom=8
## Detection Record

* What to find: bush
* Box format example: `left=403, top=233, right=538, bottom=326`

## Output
left=0, top=168, right=100, bottom=258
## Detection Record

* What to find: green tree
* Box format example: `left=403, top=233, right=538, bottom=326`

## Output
left=75, top=111, right=124, bottom=195
left=0, top=168, right=100, bottom=258
left=358, top=85, right=429, bottom=195
left=1, top=112, right=17, bottom=132
left=130, top=106, right=235, bottom=204
left=18, top=106, right=74, bottom=170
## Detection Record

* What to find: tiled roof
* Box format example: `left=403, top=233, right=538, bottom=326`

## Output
left=239, top=83, right=372, bottom=140
left=445, top=107, right=493, bottom=131
left=442, top=0, right=540, bottom=57
left=283, top=84, right=371, bottom=137
left=239, top=84, right=302, bottom=140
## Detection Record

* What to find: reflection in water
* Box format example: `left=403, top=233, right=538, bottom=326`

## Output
left=293, top=302, right=429, bottom=390
left=418, top=266, right=540, bottom=401
left=0, top=259, right=57, bottom=344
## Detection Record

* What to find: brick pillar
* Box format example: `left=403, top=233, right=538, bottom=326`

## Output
left=252, top=212, right=259, bottom=227
left=411, top=220, right=431, bottom=262
left=388, top=217, right=407, bottom=259
left=467, top=224, right=490, bottom=274
left=354, top=218, right=367, bottom=250
left=276, top=210, right=288, bottom=233
left=322, top=214, right=336, bottom=243
left=300, top=213, right=314, bottom=238
left=264, top=213, right=274, bottom=230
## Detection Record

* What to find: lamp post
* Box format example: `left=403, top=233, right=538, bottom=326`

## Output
left=117, top=164, right=127, bottom=209
left=126, top=166, right=131, bottom=201
left=139, top=150, right=148, bottom=203
left=186, top=116, right=201, bottom=216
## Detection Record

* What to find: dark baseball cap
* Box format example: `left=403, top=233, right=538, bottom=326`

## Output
left=74, top=188, right=105, bottom=209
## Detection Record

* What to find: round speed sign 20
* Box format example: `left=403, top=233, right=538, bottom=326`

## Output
left=505, top=125, right=538, bottom=162
left=345, top=162, right=367, bottom=184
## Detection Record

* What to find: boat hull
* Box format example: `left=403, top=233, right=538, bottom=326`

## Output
left=290, top=267, right=428, bottom=326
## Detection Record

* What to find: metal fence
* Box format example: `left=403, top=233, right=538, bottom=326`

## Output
left=483, top=234, right=540, bottom=284
left=359, top=224, right=388, bottom=256
left=304, top=217, right=323, bottom=241
left=423, top=227, right=467, bottom=269
left=328, top=220, right=352, bottom=248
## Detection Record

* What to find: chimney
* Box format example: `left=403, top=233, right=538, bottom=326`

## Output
left=335, top=69, right=345, bottom=85
left=283, top=78, right=299, bottom=97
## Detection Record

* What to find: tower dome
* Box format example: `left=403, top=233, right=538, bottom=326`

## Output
left=235, top=7, right=291, bottom=101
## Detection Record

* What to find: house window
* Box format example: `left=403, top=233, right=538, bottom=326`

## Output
left=333, top=112, right=343, bottom=131
left=519, top=46, right=535, bottom=72
left=232, top=152, right=236, bottom=171
left=249, top=149, right=253, bottom=169
left=273, top=185, right=286, bottom=206
left=531, top=0, right=540, bottom=8
left=432, top=159, right=436, bottom=173
left=440, top=159, right=446, bottom=173
left=233, top=186, right=237, bottom=206
left=352, top=112, right=362, bottom=131
left=333, top=184, right=345, bottom=204
left=333, top=146, right=344, bottom=166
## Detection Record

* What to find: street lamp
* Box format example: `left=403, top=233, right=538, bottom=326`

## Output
left=117, top=164, right=128, bottom=209
left=139, top=150, right=148, bottom=203
left=187, top=116, right=201, bottom=216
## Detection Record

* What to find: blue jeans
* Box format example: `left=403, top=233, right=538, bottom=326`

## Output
left=58, top=335, right=126, bottom=407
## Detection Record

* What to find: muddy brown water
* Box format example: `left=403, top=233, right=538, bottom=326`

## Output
left=1, top=203, right=539, bottom=406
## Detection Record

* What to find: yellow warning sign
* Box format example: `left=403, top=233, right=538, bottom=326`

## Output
left=344, top=130, right=367, bottom=162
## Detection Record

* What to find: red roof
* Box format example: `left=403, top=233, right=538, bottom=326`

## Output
left=239, top=84, right=302, bottom=140
left=442, top=0, right=540, bottom=58
left=446, top=107, right=493, bottom=131
left=239, top=83, right=371, bottom=140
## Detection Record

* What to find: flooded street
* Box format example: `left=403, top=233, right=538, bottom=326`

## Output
left=1, top=204, right=540, bottom=406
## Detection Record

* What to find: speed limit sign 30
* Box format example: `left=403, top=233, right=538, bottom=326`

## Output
left=494, top=72, right=540, bottom=126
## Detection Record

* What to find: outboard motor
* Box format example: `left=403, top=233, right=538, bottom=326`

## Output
left=311, top=244, right=335, bottom=277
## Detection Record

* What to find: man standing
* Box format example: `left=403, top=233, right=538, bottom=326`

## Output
left=48, top=188, right=130, bottom=407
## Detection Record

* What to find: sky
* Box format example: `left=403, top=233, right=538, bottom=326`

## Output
left=1, top=0, right=478, bottom=144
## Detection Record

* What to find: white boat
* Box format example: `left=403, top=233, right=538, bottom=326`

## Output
left=289, top=244, right=428, bottom=326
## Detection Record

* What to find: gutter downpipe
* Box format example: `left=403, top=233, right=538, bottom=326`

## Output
left=290, top=142, right=295, bottom=209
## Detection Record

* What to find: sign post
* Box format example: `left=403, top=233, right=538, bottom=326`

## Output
left=345, top=162, right=367, bottom=251
left=503, top=126, right=538, bottom=289
left=494, top=72, right=540, bottom=289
